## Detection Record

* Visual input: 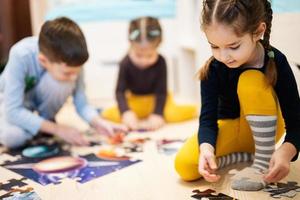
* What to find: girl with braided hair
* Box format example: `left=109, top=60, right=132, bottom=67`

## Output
left=175, top=0, right=300, bottom=191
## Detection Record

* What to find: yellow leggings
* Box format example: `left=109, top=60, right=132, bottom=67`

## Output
left=101, top=93, right=197, bottom=123
left=174, top=70, right=285, bottom=181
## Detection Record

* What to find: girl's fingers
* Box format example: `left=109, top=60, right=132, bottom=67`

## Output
left=264, top=167, right=280, bottom=182
left=203, top=173, right=220, bottom=182
left=199, top=163, right=220, bottom=182
left=272, top=171, right=287, bottom=182
left=207, top=157, right=217, bottom=170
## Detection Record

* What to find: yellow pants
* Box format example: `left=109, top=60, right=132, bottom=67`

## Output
left=174, top=70, right=285, bottom=181
left=101, top=93, right=197, bottom=123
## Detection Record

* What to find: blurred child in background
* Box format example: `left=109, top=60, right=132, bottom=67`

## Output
left=102, top=16, right=197, bottom=131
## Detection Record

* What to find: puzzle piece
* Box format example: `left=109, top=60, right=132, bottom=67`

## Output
left=0, top=187, right=41, bottom=199
left=122, top=142, right=143, bottom=153
left=89, top=141, right=103, bottom=146
left=107, top=132, right=125, bottom=145
left=0, top=178, right=28, bottom=191
left=263, top=181, right=300, bottom=199
left=191, top=189, right=237, bottom=200
left=156, top=139, right=185, bottom=155
left=121, top=137, right=150, bottom=153
left=30, top=134, right=58, bottom=146
left=43, top=176, right=82, bottom=185
left=0, top=153, right=21, bottom=165
left=0, top=177, right=41, bottom=200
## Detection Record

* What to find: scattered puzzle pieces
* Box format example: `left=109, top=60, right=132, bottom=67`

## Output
left=108, top=132, right=125, bottom=145
left=0, top=187, right=41, bottom=200
left=157, top=139, right=185, bottom=155
left=0, top=177, right=41, bottom=199
left=263, top=181, right=300, bottom=199
left=191, top=189, right=237, bottom=200
left=97, top=149, right=130, bottom=161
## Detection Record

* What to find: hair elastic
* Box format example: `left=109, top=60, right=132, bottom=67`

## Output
left=129, top=29, right=140, bottom=41
left=267, top=50, right=275, bottom=59
left=148, top=29, right=161, bottom=37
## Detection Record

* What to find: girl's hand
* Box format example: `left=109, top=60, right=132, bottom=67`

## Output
left=263, top=142, right=297, bottom=183
left=198, top=143, right=221, bottom=182
left=122, top=110, right=139, bottom=130
left=141, top=114, right=165, bottom=131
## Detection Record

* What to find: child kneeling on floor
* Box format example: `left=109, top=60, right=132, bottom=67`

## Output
left=175, top=0, right=300, bottom=191
left=0, top=17, right=126, bottom=148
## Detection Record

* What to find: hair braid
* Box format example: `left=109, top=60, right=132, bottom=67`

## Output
left=262, top=0, right=277, bottom=86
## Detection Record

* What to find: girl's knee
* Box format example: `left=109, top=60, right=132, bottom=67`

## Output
left=174, top=151, right=201, bottom=181
left=164, top=105, right=197, bottom=122
left=237, top=70, right=277, bottom=114
left=237, top=70, right=270, bottom=95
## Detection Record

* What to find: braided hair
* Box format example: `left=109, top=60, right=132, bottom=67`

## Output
left=199, top=0, right=277, bottom=86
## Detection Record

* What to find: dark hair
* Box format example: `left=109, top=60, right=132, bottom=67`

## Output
left=128, top=16, right=162, bottom=47
left=38, top=17, right=89, bottom=66
left=199, top=0, right=277, bottom=86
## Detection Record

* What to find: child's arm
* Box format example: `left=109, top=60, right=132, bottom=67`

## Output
left=73, top=71, right=127, bottom=135
left=197, top=61, right=220, bottom=181
left=115, top=60, right=139, bottom=130
left=198, top=143, right=220, bottom=182
left=141, top=56, right=167, bottom=131
left=198, top=62, right=219, bottom=151
left=263, top=50, right=300, bottom=182
left=116, top=60, right=130, bottom=114
left=3, top=48, right=44, bottom=136
left=73, top=71, right=99, bottom=123
left=41, top=120, right=89, bottom=146
left=274, top=52, right=300, bottom=161
left=263, top=142, right=297, bottom=183
left=153, top=56, right=167, bottom=116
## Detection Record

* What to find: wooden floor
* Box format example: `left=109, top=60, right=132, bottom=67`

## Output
left=1, top=102, right=300, bottom=200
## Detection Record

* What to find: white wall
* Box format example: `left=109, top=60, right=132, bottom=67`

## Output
left=271, top=13, right=300, bottom=63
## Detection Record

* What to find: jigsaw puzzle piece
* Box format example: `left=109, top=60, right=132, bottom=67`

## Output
left=0, top=178, right=28, bottom=191
left=191, top=189, right=237, bottom=200
left=0, top=187, right=41, bottom=200
left=0, top=153, right=21, bottom=165
left=263, top=181, right=300, bottom=199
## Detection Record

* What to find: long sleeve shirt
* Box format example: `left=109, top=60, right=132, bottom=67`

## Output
left=198, top=47, right=300, bottom=161
left=0, top=37, right=98, bottom=135
left=116, top=54, right=167, bottom=115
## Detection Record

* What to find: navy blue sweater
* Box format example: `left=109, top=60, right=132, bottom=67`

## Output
left=198, top=47, right=300, bottom=161
left=116, top=55, right=167, bottom=115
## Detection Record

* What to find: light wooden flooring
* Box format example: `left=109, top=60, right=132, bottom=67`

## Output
left=1, top=101, right=299, bottom=200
